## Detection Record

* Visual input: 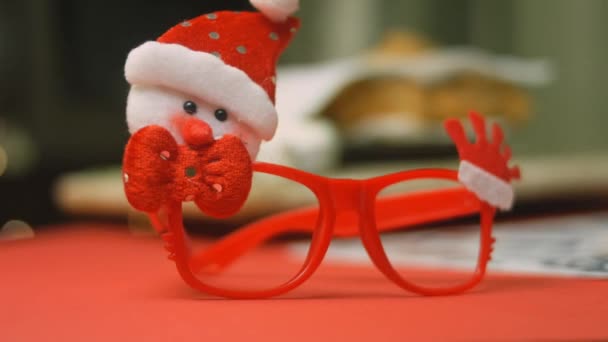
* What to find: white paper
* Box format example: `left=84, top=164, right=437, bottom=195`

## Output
left=292, top=212, right=608, bottom=278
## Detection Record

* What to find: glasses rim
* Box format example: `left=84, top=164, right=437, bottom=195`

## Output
left=150, top=162, right=496, bottom=299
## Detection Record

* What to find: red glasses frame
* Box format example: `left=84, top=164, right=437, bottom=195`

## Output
left=128, top=112, right=518, bottom=299
left=151, top=162, right=496, bottom=299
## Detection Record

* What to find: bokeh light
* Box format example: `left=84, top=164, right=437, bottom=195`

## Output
left=0, top=220, right=35, bottom=241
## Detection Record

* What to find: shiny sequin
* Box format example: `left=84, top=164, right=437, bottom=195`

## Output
left=236, top=45, right=247, bottom=54
left=123, top=173, right=129, bottom=183
left=212, top=184, right=223, bottom=193
left=160, top=151, right=171, bottom=160
left=181, top=21, right=192, bottom=27
left=209, top=31, right=220, bottom=40
left=211, top=51, right=221, bottom=58
left=206, top=13, right=217, bottom=20
left=269, top=32, right=279, bottom=41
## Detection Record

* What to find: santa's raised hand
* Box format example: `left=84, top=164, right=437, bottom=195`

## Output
left=444, top=112, right=521, bottom=210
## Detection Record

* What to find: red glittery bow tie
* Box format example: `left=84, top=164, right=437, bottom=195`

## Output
left=122, top=125, right=253, bottom=218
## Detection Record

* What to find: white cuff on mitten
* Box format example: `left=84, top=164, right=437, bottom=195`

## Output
left=458, top=160, right=514, bottom=211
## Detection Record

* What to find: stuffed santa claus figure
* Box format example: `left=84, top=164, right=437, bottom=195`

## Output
left=122, top=0, right=299, bottom=218
left=125, top=0, right=299, bottom=158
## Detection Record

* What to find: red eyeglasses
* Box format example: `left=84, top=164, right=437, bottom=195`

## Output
left=124, top=112, right=520, bottom=299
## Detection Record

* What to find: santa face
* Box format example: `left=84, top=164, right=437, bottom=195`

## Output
left=126, top=85, right=262, bottom=158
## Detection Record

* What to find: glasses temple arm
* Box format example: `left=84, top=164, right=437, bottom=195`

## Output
left=149, top=212, right=168, bottom=234
left=189, top=187, right=481, bottom=273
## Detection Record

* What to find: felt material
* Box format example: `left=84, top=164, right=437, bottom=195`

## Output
left=125, top=12, right=300, bottom=141
left=459, top=160, right=514, bottom=210
left=126, top=42, right=275, bottom=141
left=122, top=125, right=252, bottom=218
left=444, top=112, right=520, bottom=208
left=126, top=86, right=263, bottom=159
left=250, top=0, right=300, bottom=22
left=176, top=116, right=214, bottom=148
left=445, top=112, right=520, bottom=182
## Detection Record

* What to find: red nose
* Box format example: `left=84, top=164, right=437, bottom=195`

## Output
left=180, top=117, right=213, bottom=148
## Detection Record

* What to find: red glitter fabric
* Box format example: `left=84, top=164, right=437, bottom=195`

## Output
left=122, top=125, right=252, bottom=218
left=157, top=11, right=300, bottom=102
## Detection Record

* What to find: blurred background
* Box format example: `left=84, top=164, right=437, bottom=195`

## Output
left=0, top=0, right=607, bottom=226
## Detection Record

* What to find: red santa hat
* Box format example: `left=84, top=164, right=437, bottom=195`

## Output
left=125, top=0, right=299, bottom=141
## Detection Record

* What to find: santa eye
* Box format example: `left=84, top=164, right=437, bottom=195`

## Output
left=183, top=101, right=197, bottom=115
left=214, top=108, right=228, bottom=122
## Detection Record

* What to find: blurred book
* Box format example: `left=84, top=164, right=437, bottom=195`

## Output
left=54, top=154, right=608, bottom=223
left=272, top=30, right=552, bottom=165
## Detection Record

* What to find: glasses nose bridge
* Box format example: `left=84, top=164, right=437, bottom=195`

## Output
left=328, top=179, right=364, bottom=212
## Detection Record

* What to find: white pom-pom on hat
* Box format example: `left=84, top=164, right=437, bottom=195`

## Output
left=250, top=0, right=299, bottom=22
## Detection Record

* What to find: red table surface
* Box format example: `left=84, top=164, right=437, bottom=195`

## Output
left=1, top=224, right=607, bottom=341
